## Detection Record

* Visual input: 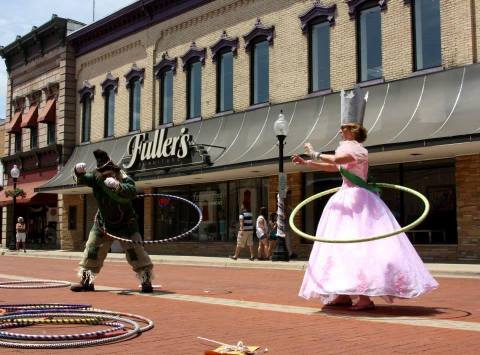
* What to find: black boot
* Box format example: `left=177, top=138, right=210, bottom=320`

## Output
left=70, top=270, right=95, bottom=292
left=138, top=269, right=154, bottom=293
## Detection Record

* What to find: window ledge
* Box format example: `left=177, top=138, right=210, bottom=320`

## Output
left=185, top=116, right=202, bottom=123
left=213, top=110, right=234, bottom=118
left=358, top=77, right=384, bottom=88
left=79, top=141, right=91, bottom=146
left=101, top=135, right=116, bottom=142
left=409, top=66, right=443, bottom=78
left=305, top=89, right=332, bottom=99
left=158, top=122, right=174, bottom=129
left=246, top=102, right=270, bottom=111
left=126, top=129, right=141, bottom=136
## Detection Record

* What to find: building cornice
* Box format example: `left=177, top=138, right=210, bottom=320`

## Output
left=68, top=0, right=215, bottom=57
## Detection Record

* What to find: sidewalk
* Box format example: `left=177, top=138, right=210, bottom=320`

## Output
left=2, top=248, right=480, bottom=277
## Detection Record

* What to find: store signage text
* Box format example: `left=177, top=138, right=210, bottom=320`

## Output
left=123, top=127, right=192, bottom=169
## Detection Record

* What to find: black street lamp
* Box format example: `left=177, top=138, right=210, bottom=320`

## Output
left=9, top=164, right=20, bottom=251
left=272, top=110, right=289, bottom=262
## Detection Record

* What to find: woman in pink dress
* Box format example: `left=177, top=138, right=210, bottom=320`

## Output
left=291, top=88, right=438, bottom=310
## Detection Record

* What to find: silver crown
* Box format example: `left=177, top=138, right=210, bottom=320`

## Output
left=340, top=86, right=368, bottom=126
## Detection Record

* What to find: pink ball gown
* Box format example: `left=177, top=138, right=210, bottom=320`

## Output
left=299, top=140, right=438, bottom=303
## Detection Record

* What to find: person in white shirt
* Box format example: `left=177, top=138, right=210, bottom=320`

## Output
left=256, top=206, right=269, bottom=260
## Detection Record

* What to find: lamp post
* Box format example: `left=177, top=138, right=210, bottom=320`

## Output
left=272, top=110, right=289, bottom=262
left=9, top=164, right=20, bottom=251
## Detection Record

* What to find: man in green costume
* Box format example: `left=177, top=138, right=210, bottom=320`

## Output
left=70, top=149, right=154, bottom=293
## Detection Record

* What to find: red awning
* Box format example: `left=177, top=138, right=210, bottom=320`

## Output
left=38, top=98, right=56, bottom=123
left=6, top=111, right=23, bottom=133
left=0, top=169, right=57, bottom=206
left=20, top=104, right=39, bottom=128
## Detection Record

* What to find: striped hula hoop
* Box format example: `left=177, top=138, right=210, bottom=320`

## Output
left=95, top=193, right=203, bottom=244
left=0, top=309, right=153, bottom=349
left=289, top=183, right=430, bottom=243
left=0, top=280, right=71, bottom=289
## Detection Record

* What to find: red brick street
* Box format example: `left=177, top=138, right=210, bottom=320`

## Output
left=0, top=254, right=479, bottom=354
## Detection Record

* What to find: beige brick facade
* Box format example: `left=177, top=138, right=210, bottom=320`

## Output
left=62, top=0, right=479, bottom=260
left=455, top=154, right=480, bottom=261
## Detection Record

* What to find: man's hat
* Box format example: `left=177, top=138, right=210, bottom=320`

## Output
left=93, top=149, right=120, bottom=172
left=340, top=85, right=368, bottom=127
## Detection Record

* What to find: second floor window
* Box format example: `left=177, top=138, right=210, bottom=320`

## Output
left=310, top=21, right=330, bottom=92
left=413, top=0, right=441, bottom=71
left=187, top=61, right=202, bottom=119
left=30, top=126, right=38, bottom=149
left=160, top=69, right=173, bottom=125
left=358, top=5, right=382, bottom=82
left=104, top=87, right=115, bottom=137
left=81, top=96, right=91, bottom=143
left=47, top=123, right=55, bottom=145
left=129, top=78, right=141, bottom=131
left=14, top=133, right=21, bottom=153
left=251, top=40, right=269, bottom=105
left=217, top=50, right=234, bottom=112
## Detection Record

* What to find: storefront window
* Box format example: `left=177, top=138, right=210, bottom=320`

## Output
left=154, top=178, right=268, bottom=242
left=304, top=159, right=457, bottom=245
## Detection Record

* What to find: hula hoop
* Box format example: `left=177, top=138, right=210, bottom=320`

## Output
left=289, top=183, right=430, bottom=243
left=95, top=193, right=203, bottom=244
left=0, top=309, right=154, bottom=349
left=0, top=280, right=71, bottom=289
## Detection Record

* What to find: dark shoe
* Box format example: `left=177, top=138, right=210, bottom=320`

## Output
left=289, top=253, right=298, bottom=260
left=249, top=256, right=255, bottom=261
left=70, top=282, right=95, bottom=292
left=141, top=281, right=153, bottom=293
left=229, top=255, right=237, bottom=260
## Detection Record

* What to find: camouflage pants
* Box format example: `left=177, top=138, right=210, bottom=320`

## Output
left=79, top=228, right=153, bottom=275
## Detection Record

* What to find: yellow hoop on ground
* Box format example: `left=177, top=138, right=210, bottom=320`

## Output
left=289, top=183, right=430, bottom=243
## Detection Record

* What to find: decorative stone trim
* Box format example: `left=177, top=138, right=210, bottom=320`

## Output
left=243, top=18, right=274, bottom=51
left=78, top=80, right=95, bottom=102
left=12, top=96, right=26, bottom=112
left=101, top=72, right=119, bottom=96
left=124, top=63, right=145, bottom=88
left=299, top=1, right=336, bottom=32
left=181, top=42, right=206, bottom=70
left=26, top=90, right=42, bottom=105
left=42, top=82, right=59, bottom=99
left=210, top=30, right=239, bottom=62
left=155, top=52, right=178, bottom=77
left=347, top=0, right=387, bottom=19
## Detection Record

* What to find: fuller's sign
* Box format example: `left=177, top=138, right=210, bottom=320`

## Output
left=122, top=127, right=195, bottom=170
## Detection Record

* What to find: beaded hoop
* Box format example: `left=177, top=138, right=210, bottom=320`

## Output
left=289, top=183, right=430, bottom=243
left=95, top=193, right=203, bottom=244
left=0, top=280, right=71, bottom=289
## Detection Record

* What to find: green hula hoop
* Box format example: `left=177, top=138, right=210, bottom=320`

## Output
left=289, top=183, right=430, bottom=243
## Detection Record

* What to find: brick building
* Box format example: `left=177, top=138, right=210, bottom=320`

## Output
left=0, top=15, right=84, bottom=249
left=38, top=0, right=480, bottom=261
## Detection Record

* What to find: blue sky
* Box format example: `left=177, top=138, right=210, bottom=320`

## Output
left=0, top=0, right=137, bottom=120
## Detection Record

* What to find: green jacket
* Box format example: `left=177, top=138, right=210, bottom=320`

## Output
left=75, top=170, right=139, bottom=236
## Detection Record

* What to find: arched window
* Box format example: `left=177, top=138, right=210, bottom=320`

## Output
left=211, top=31, right=238, bottom=113
left=243, top=19, right=274, bottom=105
left=101, top=73, right=118, bottom=138
left=300, top=2, right=336, bottom=93
left=125, top=64, right=145, bottom=132
left=155, top=53, right=177, bottom=125
left=411, top=0, right=441, bottom=71
left=181, top=42, right=206, bottom=120
left=78, top=81, right=95, bottom=143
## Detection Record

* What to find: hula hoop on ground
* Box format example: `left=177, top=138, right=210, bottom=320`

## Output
left=0, top=308, right=154, bottom=349
left=289, top=183, right=430, bottom=243
left=0, top=280, right=71, bottom=289
left=95, top=193, right=203, bottom=244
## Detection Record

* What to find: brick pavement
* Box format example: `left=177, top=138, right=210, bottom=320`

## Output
left=0, top=255, right=479, bottom=354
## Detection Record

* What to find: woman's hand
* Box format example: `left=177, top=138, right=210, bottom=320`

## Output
left=304, top=143, right=315, bottom=156
left=292, top=154, right=307, bottom=165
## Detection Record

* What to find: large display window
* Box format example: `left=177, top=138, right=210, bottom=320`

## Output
left=304, top=159, right=457, bottom=244
left=155, top=177, right=268, bottom=242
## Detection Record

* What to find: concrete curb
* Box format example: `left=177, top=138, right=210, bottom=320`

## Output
left=2, top=249, right=479, bottom=277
